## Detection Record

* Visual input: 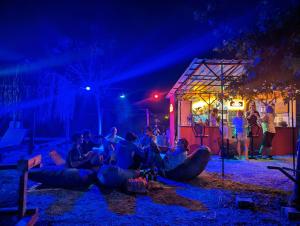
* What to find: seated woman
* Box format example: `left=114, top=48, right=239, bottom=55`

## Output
left=67, top=133, right=102, bottom=170
left=163, top=138, right=188, bottom=171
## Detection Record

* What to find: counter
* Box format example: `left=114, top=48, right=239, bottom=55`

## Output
left=179, top=126, right=297, bottom=155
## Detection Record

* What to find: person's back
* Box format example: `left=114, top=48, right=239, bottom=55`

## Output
left=232, top=115, right=245, bottom=135
left=116, top=140, right=136, bottom=169
left=115, top=132, right=144, bottom=169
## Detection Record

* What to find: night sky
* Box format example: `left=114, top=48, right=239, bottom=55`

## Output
left=0, top=0, right=299, bottom=134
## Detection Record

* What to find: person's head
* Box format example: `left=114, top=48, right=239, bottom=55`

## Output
left=71, top=133, right=83, bottom=145
left=249, top=101, right=256, bottom=111
left=83, top=130, right=91, bottom=142
left=125, top=132, right=138, bottom=142
left=110, top=127, right=117, bottom=136
left=176, top=138, right=189, bottom=151
left=237, top=110, right=244, bottom=117
left=266, top=105, right=274, bottom=114
left=145, top=126, right=153, bottom=136
left=212, top=108, right=218, bottom=114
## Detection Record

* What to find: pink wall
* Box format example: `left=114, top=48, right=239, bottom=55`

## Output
left=169, top=95, right=175, bottom=147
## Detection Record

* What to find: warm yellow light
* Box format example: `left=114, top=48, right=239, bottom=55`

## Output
left=192, top=101, right=206, bottom=109
left=227, top=99, right=245, bottom=110
left=169, top=103, right=174, bottom=113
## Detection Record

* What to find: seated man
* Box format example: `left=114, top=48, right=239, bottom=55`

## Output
left=81, top=130, right=101, bottom=155
left=67, top=133, right=102, bottom=170
left=115, top=132, right=144, bottom=170
left=140, top=127, right=162, bottom=169
left=163, top=138, right=188, bottom=171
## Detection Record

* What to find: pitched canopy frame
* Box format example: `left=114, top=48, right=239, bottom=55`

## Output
left=167, top=58, right=252, bottom=177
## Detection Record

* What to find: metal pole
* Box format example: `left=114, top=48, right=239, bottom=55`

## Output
left=96, top=94, right=102, bottom=135
left=221, top=64, right=224, bottom=177
left=208, top=94, right=211, bottom=125
left=146, top=108, right=150, bottom=126
left=292, top=99, right=296, bottom=175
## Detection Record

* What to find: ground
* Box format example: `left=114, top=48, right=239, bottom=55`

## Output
left=0, top=143, right=297, bottom=226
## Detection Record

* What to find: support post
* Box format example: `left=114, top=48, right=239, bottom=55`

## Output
left=221, top=64, right=225, bottom=177
left=292, top=99, right=296, bottom=175
left=146, top=108, right=150, bottom=127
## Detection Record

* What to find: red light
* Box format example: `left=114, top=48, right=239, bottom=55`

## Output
left=154, top=94, right=159, bottom=99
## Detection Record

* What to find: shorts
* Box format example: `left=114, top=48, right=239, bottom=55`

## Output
left=261, top=132, right=275, bottom=148
left=236, top=132, right=245, bottom=141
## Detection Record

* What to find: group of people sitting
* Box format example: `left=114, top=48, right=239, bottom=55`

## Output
left=66, top=126, right=189, bottom=176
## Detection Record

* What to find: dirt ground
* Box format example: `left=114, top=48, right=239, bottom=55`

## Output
left=0, top=145, right=297, bottom=226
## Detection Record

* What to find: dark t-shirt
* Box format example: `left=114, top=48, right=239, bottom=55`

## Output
left=246, top=110, right=260, bottom=127
left=67, top=146, right=83, bottom=168
left=81, top=141, right=99, bottom=155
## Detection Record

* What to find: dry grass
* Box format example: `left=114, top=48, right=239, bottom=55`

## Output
left=103, top=189, right=137, bottom=215
left=42, top=190, right=86, bottom=215
left=101, top=181, right=206, bottom=215
left=189, top=172, right=290, bottom=196
left=148, top=181, right=206, bottom=211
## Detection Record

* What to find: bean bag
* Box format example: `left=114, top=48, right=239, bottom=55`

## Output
left=97, top=165, right=138, bottom=188
left=163, top=145, right=211, bottom=181
left=28, top=166, right=97, bottom=189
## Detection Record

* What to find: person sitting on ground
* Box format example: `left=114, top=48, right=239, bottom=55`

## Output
left=115, top=132, right=144, bottom=170
left=105, top=127, right=124, bottom=144
left=232, top=110, right=248, bottom=160
left=163, top=138, right=188, bottom=171
left=104, top=127, right=124, bottom=164
left=81, top=130, right=101, bottom=155
left=67, top=133, right=102, bottom=170
left=140, top=126, right=162, bottom=169
left=140, top=126, right=159, bottom=150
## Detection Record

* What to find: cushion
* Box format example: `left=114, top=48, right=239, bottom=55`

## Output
left=164, top=145, right=211, bottom=181
left=97, top=165, right=138, bottom=188
left=28, top=167, right=96, bottom=189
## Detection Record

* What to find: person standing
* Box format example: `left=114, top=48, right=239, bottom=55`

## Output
left=232, top=110, right=248, bottom=159
left=258, top=105, right=276, bottom=159
left=210, top=108, right=220, bottom=126
left=246, top=101, right=261, bottom=157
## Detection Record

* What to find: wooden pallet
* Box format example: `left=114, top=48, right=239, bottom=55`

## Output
left=0, top=154, right=41, bottom=226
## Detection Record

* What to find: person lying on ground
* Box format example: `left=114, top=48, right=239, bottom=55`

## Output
left=67, top=133, right=103, bottom=170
